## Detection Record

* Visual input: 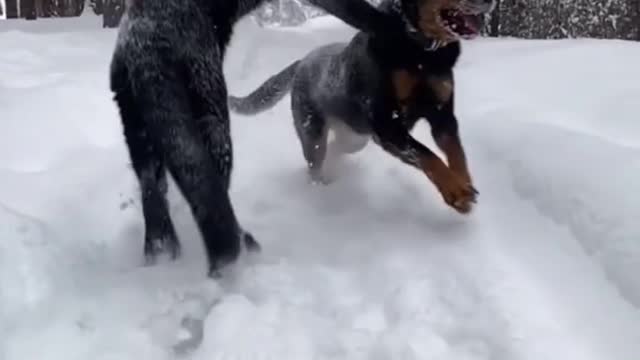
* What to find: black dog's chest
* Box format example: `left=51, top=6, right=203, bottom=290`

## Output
left=391, top=69, right=453, bottom=117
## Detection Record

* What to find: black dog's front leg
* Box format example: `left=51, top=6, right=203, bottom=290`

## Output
left=372, top=109, right=477, bottom=214
left=424, top=101, right=475, bottom=190
left=370, top=109, right=443, bottom=172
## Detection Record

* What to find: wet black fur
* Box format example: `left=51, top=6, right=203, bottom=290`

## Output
left=109, top=0, right=413, bottom=276
left=229, top=0, right=472, bottom=184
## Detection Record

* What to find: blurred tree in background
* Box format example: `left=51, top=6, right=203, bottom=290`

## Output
left=483, top=0, right=639, bottom=41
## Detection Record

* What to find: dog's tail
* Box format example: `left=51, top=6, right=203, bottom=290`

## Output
left=228, top=60, right=300, bottom=115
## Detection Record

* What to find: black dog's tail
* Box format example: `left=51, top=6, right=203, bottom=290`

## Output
left=228, top=60, right=300, bottom=115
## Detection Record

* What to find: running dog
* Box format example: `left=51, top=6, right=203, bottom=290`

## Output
left=229, top=0, right=494, bottom=214
left=109, top=0, right=426, bottom=276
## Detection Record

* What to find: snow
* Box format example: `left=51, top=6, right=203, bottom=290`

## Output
left=2, top=14, right=640, bottom=360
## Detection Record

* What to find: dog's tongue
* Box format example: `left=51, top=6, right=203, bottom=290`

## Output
left=442, top=10, right=484, bottom=39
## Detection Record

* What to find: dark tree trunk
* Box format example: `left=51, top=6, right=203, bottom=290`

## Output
left=74, top=0, right=85, bottom=16
left=21, top=0, right=37, bottom=19
left=488, top=0, right=500, bottom=37
left=90, top=0, right=104, bottom=15
left=6, top=0, right=17, bottom=18
left=35, top=0, right=51, bottom=17
left=635, top=0, right=640, bottom=40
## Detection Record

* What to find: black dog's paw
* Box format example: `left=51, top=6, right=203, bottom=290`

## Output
left=205, top=229, right=257, bottom=278
left=144, top=233, right=181, bottom=265
left=208, top=266, right=224, bottom=279
left=242, top=230, right=261, bottom=253
left=207, top=253, right=237, bottom=279
left=308, top=168, right=333, bottom=186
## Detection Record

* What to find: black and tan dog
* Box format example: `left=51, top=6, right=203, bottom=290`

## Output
left=109, top=0, right=431, bottom=276
left=229, top=0, right=494, bottom=214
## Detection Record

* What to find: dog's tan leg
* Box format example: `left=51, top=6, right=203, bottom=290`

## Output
left=434, top=133, right=472, bottom=185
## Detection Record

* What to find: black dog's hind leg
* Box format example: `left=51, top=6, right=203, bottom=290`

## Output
left=126, top=60, right=247, bottom=276
left=291, top=79, right=329, bottom=184
left=113, top=67, right=180, bottom=264
left=185, top=51, right=261, bottom=259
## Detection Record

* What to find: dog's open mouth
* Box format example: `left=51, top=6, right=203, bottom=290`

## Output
left=439, top=9, right=483, bottom=39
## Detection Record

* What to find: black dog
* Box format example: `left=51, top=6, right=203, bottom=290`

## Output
left=229, top=0, right=495, bottom=214
left=109, top=0, right=421, bottom=276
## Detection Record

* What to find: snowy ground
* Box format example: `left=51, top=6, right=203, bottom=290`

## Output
left=1, top=14, right=640, bottom=360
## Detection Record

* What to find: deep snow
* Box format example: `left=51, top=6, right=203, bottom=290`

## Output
left=1, top=14, right=640, bottom=360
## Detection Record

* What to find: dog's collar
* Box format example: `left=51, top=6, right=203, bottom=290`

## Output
left=391, top=0, right=443, bottom=51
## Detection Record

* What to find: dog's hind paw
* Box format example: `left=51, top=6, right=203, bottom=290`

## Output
left=308, top=168, right=333, bottom=186
left=241, top=230, right=261, bottom=253
left=144, top=234, right=181, bottom=265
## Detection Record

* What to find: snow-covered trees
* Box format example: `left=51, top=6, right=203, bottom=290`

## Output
left=2, top=0, right=85, bottom=18
left=485, top=0, right=639, bottom=40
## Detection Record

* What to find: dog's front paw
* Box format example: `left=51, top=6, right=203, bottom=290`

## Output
left=443, top=178, right=478, bottom=214
left=420, top=157, right=478, bottom=214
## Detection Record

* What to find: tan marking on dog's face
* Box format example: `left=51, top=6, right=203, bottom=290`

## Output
left=392, top=69, right=419, bottom=112
left=417, top=0, right=462, bottom=43
left=426, top=75, right=453, bottom=104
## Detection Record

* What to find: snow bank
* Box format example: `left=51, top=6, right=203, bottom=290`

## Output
left=470, top=118, right=640, bottom=307
left=452, top=37, right=640, bottom=307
